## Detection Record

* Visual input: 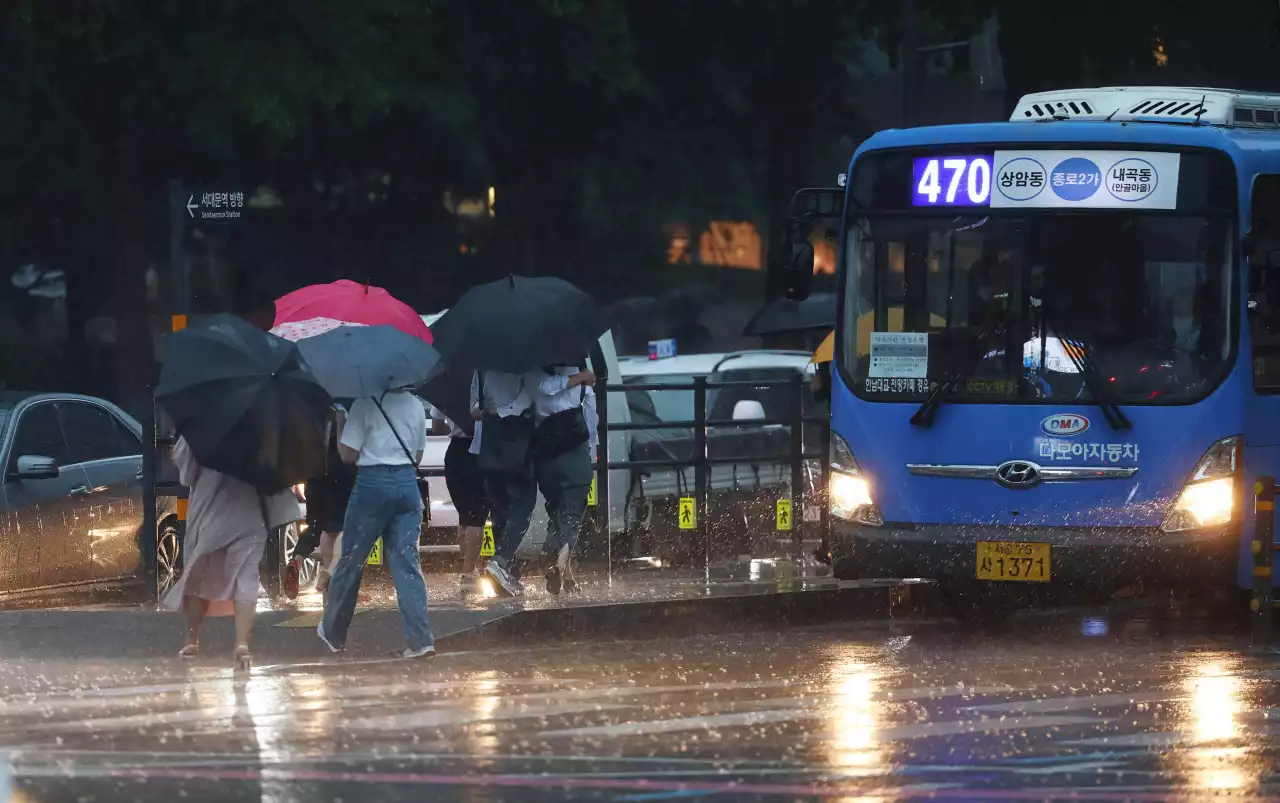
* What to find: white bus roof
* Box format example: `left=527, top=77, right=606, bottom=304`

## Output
left=1012, top=86, right=1280, bottom=128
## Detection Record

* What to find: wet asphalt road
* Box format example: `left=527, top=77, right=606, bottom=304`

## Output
left=2, top=605, right=1279, bottom=801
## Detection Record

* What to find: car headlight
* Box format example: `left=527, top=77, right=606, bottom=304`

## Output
left=1161, top=436, right=1240, bottom=533
left=830, top=432, right=883, bottom=527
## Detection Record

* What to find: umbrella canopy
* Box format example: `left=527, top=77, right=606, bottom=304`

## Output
left=295, top=324, right=444, bottom=398
left=811, top=330, right=835, bottom=364
left=742, top=293, right=837, bottom=337
left=417, top=365, right=476, bottom=438
left=270, top=316, right=365, bottom=342
left=274, top=280, right=433, bottom=343
left=431, top=275, right=608, bottom=373
left=157, top=314, right=331, bottom=493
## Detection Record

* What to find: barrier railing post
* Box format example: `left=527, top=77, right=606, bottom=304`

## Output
left=694, top=376, right=709, bottom=583
left=1253, top=476, right=1275, bottom=645
left=789, top=375, right=805, bottom=560
left=141, top=391, right=159, bottom=606
left=597, top=379, right=611, bottom=587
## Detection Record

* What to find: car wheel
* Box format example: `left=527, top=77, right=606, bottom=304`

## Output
left=157, top=519, right=183, bottom=598
left=283, top=524, right=320, bottom=592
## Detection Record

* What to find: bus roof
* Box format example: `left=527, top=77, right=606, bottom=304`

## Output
left=851, top=118, right=1280, bottom=179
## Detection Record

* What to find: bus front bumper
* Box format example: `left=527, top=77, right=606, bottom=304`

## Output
left=831, top=521, right=1240, bottom=589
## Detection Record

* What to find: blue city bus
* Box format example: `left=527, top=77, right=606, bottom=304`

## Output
left=820, top=86, right=1280, bottom=596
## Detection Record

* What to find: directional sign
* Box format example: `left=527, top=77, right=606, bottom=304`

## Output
left=185, top=189, right=247, bottom=224
left=587, top=475, right=597, bottom=507
left=480, top=523, right=496, bottom=557
left=776, top=499, right=793, bottom=531
left=679, top=497, right=696, bottom=530
left=366, top=538, right=383, bottom=566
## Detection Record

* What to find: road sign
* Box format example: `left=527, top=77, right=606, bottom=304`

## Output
left=587, top=475, right=597, bottom=507
left=366, top=538, right=382, bottom=566
left=185, top=189, right=247, bottom=224
left=679, top=497, right=696, bottom=530
left=776, top=499, right=793, bottom=531
left=480, top=524, right=496, bottom=557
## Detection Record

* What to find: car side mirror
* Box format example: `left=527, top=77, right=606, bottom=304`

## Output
left=15, top=455, right=59, bottom=480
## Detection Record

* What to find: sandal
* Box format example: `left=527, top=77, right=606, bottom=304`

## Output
left=178, top=643, right=199, bottom=660
left=233, top=645, right=252, bottom=671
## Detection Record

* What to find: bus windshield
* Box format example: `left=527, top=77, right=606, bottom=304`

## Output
left=841, top=212, right=1234, bottom=405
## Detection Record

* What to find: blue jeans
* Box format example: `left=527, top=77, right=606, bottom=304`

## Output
left=322, top=464, right=432, bottom=652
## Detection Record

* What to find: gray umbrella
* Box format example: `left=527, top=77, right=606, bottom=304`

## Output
left=296, top=324, right=443, bottom=398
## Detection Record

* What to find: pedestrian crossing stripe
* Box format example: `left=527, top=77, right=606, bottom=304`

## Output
left=480, top=524, right=496, bottom=557
left=367, top=538, right=382, bottom=566
left=678, top=497, right=696, bottom=530
left=274, top=607, right=374, bottom=628
left=587, top=475, right=597, bottom=507
left=776, top=498, right=792, bottom=531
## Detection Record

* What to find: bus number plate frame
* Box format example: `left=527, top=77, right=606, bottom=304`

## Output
left=976, top=541, right=1051, bottom=582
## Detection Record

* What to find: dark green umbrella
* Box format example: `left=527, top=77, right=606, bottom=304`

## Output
left=157, top=314, right=331, bottom=493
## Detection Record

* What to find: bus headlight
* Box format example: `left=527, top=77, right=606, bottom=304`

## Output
left=830, top=432, right=884, bottom=526
left=1161, top=436, right=1240, bottom=533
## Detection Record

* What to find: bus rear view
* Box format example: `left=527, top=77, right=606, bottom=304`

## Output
left=826, top=86, right=1278, bottom=597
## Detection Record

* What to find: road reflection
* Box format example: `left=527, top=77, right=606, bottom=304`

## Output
left=1171, top=653, right=1258, bottom=794
left=823, top=647, right=886, bottom=778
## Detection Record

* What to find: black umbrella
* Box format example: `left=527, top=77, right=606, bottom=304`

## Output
left=417, top=365, right=476, bottom=437
left=431, top=275, right=608, bottom=373
left=741, top=293, right=837, bottom=337
left=295, top=324, right=443, bottom=399
left=157, top=314, right=332, bottom=493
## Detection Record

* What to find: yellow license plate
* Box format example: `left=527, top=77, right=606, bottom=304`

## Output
left=976, top=541, right=1051, bottom=582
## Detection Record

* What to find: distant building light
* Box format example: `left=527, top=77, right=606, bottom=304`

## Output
left=699, top=221, right=762, bottom=270
left=488, top=186, right=496, bottom=218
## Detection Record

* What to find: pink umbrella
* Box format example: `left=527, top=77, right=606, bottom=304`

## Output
left=269, top=317, right=364, bottom=342
left=274, top=280, right=433, bottom=343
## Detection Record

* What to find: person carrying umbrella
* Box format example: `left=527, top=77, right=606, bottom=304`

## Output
left=424, top=401, right=489, bottom=597
left=157, top=315, right=331, bottom=669
left=530, top=363, right=599, bottom=594
left=300, top=324, right=442, bottom=659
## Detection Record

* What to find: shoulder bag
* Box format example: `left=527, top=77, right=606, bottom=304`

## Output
left=530, top=381, right=589, bottom=461
left=475, top=372, right=535, bottom=477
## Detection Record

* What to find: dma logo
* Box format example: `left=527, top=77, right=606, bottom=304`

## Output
left=1040, top=414, right=1090, bottom=437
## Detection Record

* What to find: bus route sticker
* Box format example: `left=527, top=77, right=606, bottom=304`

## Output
left=776, top=498, right=792, bottom=531
left=679, top=497, right=697, bottom=530
left=480, top=523, right=496, bottom=557
left=868, top=332, right=928, bottom=379
left=366, top=538, right=382, bottom=566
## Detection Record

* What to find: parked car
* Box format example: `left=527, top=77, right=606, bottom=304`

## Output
left=0, top=392, right=178, bottom=599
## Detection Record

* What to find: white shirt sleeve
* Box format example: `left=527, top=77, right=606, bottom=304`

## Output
left=470, top=371, right=481, bottom=411
left=583, top=386, right=600, bottom=454
left=340, top=400, right=369, bottom=453
left=538, top=370, right=572, bottom=396
left=406, top=397, right=428, bottom=455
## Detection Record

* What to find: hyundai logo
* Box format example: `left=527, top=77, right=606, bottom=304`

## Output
left=996, top=460, right=1042, bottom=489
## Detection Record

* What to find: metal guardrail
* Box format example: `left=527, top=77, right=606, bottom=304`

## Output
left=589, top=374, right=830, bottom=579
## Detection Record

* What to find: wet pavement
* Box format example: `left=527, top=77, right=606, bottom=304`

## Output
left=2, top=604, right=1279, bottom=801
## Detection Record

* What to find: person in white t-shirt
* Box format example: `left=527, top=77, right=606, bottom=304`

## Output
left=317, top=388, right=434, bottom=659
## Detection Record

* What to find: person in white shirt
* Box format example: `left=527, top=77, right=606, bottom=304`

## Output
left=530, top=364, right=597, bottom=594
left=317, top=388, right=434, bottom=659
left=470, top=369, right=542, bottom=596
left=426, top=403, right=490, bottom=597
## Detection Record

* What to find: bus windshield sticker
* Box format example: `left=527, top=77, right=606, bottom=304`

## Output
left=991, top=151, right=1180, bottom=210
left=1037, top=438, right=1139, bottom=463
left=868, top=332, right=928, bottom=378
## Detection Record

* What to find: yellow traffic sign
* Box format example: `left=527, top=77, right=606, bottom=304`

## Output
left=776, top=499, right=793, bottom=531
left=587, top=475, right=597, bottom=507
left=366, top=538, right=383, bottom=566
left=679, top=497, right=696, bottom=530
left=480, top=523, right=496, bottom=557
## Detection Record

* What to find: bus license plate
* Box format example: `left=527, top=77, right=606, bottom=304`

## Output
left=976, top=541, right=1050, bottom=582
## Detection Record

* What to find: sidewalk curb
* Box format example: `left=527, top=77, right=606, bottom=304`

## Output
left=435, top=581, right=936, bottom=652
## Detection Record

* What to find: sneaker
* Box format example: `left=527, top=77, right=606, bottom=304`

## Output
left=485, top=562, right=521, bottom=597
left=459, top=573, right=478, bottom=598
left=402, top=645, right=436, bottom=660
left=545, top=565, right=562, bottom=595
left=283, top=558, right=301, bottom=600
left=316, top=620, right=342, bottom=653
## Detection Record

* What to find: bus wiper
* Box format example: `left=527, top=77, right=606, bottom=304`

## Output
left=910, top=319, right=1006, bottom=428
left=1049, top=317, right=1132, bottom=431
